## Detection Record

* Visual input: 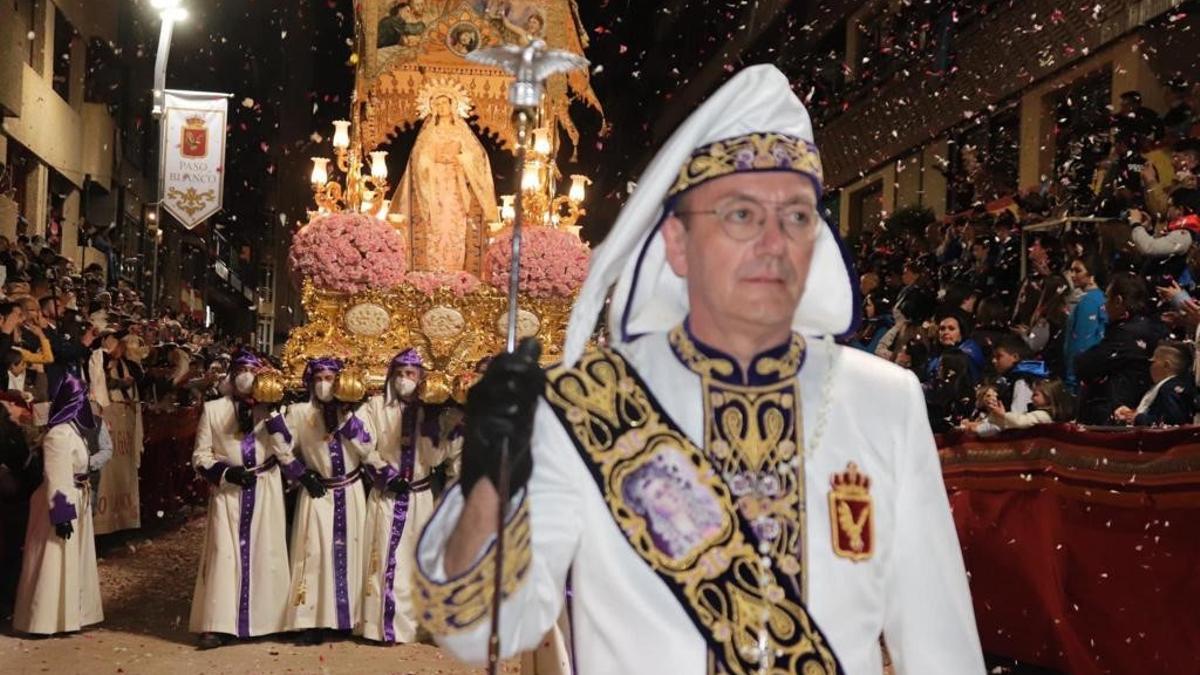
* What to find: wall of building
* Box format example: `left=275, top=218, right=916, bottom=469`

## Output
left=0, top=2, right=25, bottom=116
left=1014, top=34, right=1171, bottom=193
left=0, top=0, right=118, bottom=265
left=3, top=64, right=86, bottom=188
left=831, top=17, right=1179, bottom=231
left=819, top=0, right=1184, bottom=189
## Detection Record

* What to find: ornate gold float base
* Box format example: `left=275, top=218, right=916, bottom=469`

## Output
left=282, top=280, right=574, bottom=403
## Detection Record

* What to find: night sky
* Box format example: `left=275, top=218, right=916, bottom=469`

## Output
left=123, top=0, right=1200, bottom=251
left=123, top=0, right=858, bottom=249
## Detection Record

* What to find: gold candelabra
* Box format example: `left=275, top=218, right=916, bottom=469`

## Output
left=309, top=119, right=393, bottom=221
left=492, top=126, right=591, bottom=238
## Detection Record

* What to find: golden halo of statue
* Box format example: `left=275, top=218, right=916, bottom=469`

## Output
left=415, top=78, right=473, bottom=121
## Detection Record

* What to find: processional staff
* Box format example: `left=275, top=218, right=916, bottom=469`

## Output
left=465, top=40, right=589, bottom=675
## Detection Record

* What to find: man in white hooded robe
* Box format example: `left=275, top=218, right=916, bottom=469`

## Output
left=274, top=357, right=372, bottom=644
left=358, top=348, right=463, bottom=644
left=412, top=65, right=985, bottom=674
left=188, top=350, right=291, bottom=648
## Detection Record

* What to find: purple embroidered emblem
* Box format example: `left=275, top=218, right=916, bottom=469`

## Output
left=621, top=452, right=724, bottom=560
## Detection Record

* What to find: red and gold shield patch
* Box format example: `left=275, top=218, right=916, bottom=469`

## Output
left=828, top=461, right=873, bottom=561
left=181, top=116, right=208, bottom=158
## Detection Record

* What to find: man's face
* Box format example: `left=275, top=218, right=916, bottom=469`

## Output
left=662, top=172, right=819, bottom=335
left=901, top=267, right=918, bottom=287
left=313, top=371, right=336, bottom=386
left=937, top=318, right=962, bottom=347
left=1150, top=348, right=1175, bottom=384
left=993, top=348, right=1020, bottom=374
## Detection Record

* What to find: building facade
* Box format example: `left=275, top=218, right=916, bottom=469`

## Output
left=800, top=0, right=1195, bottom=237
left=0, top=0, right=122, bottom=274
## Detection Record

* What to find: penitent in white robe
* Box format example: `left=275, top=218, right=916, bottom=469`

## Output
left=13, top=423, right=104, bottom=635
left=278, top=401, right=372, bottom=633
left=358, top=395, right=462, bottom=643
left=188, top=397, right=290, bottom=637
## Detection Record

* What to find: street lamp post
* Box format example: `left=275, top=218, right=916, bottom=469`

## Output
left=149, top=0, right=187, bottom=313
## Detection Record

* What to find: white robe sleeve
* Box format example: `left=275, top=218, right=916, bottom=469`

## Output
left=44, top=426, right=79, bottom=525
left=884, top=375, right=985, bottom=674
left=268, top=405, right=304, bottom=480
left=422, top=407, right=464, bottom=477
left=191, top=403, right=229, bottom=485
left=341, top=410, right=374, bottom=464
left=414, top=401, right=582, bottom=665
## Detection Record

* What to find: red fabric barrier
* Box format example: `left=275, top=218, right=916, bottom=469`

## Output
left=139, top=406, right=207, bottom=522
left=939, top=425, right=1200, bottom=674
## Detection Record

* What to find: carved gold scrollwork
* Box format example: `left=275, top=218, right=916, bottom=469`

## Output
left=282, top=280, right=574, bottom=403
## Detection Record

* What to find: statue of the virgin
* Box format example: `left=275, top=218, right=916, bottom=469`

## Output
left=391, top=79, right=499, bottom=273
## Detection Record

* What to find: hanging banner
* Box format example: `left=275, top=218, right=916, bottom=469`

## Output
left=161, top=90, right=228, bottom=229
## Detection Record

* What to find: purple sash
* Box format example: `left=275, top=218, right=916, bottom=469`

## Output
left=381, top=405, right=419, bottom=642
left=236, top=430, right=258, bottom=638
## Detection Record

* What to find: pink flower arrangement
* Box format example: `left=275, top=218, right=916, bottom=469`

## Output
left=289, top=212, right=408, bottom=294
left=484, top=227, right=590, bottom=299
left=405, top=270, right=482, bottom=297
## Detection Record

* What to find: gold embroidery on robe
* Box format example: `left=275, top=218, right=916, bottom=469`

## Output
left=545, top=346, right=840, bottom=673
left=413, top=496, right=533, bottom=634
left=668, top=325, right=810, bottom=598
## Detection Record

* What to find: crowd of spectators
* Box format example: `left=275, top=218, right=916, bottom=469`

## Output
left=849, top=86, right=1200, bottom=434
left=0, top=232, right=244, bottom=607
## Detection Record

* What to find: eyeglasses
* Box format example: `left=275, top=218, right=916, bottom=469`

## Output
left=674, top=197, right=819, bottom=242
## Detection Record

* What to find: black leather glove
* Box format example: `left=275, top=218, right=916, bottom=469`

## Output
left=298, top=470, right=327, bottom=498
left=224, top=465, right=257, bottom=488
left=460, top=338, right=544, bottom=497
left=431, top=462, right=450, bottom=482
left=56, top=521, right=74, bottom=540
left=386, top=476, right=411, bottom=496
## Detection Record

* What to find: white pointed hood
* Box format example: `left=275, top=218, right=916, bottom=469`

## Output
left=563, top=64, right=860, bottom=365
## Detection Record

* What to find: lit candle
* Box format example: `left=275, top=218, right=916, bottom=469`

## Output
left=521, top=161, right=543, bottom=192
left=568, top=174, right=590, bottom=203
left=533, top=128, right=551, bottom=156
left=332, top=120, right=351, bottom=149
left=369, top=151, right=389, bottom=180
left=310, top=157, right=330, bottom=185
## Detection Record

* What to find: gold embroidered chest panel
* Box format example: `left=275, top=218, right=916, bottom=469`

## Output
left=543, top=336, right=841, bottom=674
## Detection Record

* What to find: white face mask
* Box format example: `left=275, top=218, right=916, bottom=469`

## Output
left=394, top=377, right=418, bottom=398
left=234, top=372, right=256, bottom=395
left=314, top=381, right=334, bottom=403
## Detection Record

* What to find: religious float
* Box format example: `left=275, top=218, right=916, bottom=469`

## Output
left=282, top=0, right=602, bottom=402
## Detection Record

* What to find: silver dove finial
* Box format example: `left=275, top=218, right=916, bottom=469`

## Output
left=467, top=40, right=589, bottom=109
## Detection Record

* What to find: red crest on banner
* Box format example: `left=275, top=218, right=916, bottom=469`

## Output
left=181, top=116, right=208, bottom=158
left=829, top=461, right=873, bottom=561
